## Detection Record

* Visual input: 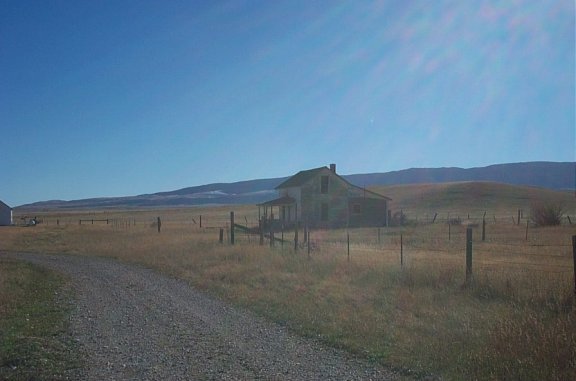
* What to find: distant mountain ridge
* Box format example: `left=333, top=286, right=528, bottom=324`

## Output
left=17, top=162, right=575, bottom=210
left=346, top=162, right=575, bottom=190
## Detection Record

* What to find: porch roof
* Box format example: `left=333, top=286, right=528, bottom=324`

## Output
left=258, top=195, right=296, bottom=207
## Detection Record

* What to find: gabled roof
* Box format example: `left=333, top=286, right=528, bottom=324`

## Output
left=275, top=166, right=392, bottom=201
left=275, top=167, right=328, bottom=189
left=0, top=200, right=11, bottom=209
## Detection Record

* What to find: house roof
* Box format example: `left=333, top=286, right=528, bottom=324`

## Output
left=275, top=167, right=328, bottom=189
left=258, top=195, right=296, bottom=206
left=0, top=200, right=11, bottom=209
left=348, top=187, right=392, bottom=200
left=276, top=166, right=391, bottom=201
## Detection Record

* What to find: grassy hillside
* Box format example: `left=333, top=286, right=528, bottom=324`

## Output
left=372, top=181, right=576, bottom=217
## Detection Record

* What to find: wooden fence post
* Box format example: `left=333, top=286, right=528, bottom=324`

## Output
left=157, top=217, right=161, bottom=233
left=482, top=217, right=486, bottom=241
left=466, top=227, right=473, bottom=284
left=517, top=209, right=521, bottom=225
left=230, top=212, right=235, bottom=245
left=347, top=232, right=350, bottom=262
left=294, top=223, right=299, bottom=252
left=245, top=217, right=251, bottom=244
left=259, top=221, right=264, bottom=246
left=219, top=228, right=224, bottom=244
left=307, top=229, right=311, bottom=259
left=525, top=219, right=529, bottom=241
left=199, top=215, right=202, bottom=228
left=572, top=235, right=576, bottom=296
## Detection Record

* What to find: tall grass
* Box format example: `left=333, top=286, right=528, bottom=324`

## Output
left=1, top=211, right=575, bottom=380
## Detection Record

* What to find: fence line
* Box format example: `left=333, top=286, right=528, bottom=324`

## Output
left=24, top=210, right=575, bottom=276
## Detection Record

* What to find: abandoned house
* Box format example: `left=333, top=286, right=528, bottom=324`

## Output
left=258, top=164, right=390, bottom=229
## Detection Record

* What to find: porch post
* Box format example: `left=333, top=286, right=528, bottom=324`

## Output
left=295, top=203, right=298, bottom=224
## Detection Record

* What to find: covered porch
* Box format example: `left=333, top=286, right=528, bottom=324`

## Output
left=258, top=196, right=298, bottom=231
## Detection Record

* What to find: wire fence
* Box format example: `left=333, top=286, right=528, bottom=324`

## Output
left=19, top=209, right=576, bottom=285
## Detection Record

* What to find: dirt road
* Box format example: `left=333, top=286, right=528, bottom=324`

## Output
left=6, top=253, right=399, bottom=380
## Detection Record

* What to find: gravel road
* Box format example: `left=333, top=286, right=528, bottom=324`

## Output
left=5, top=252, right=400, bottom=380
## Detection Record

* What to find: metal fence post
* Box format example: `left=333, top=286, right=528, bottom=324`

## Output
left=400, top=234, right=403, bottom=268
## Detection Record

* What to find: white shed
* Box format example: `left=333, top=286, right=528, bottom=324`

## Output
left=0, top=200, right=13, bottom=226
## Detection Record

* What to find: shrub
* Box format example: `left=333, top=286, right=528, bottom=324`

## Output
left=390, top=211, right=406, bottom=226
left=531, top=203, right=564, bottom=226
left=390, top=211, right=418, bottom=226
left=448, top=217, right=462, bottom=225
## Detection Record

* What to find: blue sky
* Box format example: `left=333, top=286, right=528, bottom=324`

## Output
left=1, top=0, right=574, bottom=206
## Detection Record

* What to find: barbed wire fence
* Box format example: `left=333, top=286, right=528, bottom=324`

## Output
left=25, top=208, right=576, bottom=294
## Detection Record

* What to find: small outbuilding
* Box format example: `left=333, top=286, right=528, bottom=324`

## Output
left=0, top=200, right=13, bottom=226
left=259, top=164, right=391, bottom=229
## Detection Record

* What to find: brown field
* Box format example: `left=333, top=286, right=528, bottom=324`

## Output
left=2, top=182, right=576, bottom=380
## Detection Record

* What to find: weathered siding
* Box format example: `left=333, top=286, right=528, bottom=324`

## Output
left=279, top=187, right=302, bottom=220
left=299, top=168, right=352, bottom=228
left=348, top=197, right=388, bottom=227
left=0, top=201, right=12, bottom=226
left=275, top=166, right=389, bottom=228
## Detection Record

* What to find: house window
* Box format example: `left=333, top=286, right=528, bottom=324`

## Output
left=320, top=176, right=329, bottom=194
left=321, top=203, right=329, bottom=221
left=352, top=203, right=362, bottom=214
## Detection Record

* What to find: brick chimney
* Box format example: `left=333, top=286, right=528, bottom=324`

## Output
left=329, top=163, right=336, bottom=173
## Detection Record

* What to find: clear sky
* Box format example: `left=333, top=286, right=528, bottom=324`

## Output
left=1, top=0, right=574, bottom=206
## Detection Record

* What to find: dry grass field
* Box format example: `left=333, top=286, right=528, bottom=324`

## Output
left=2, top=183, right=575, bottom=380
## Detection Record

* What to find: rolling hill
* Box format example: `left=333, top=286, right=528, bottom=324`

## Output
left=16, top=161, right=575, bottom=210
left=372, top=181, right=576, bottom=216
